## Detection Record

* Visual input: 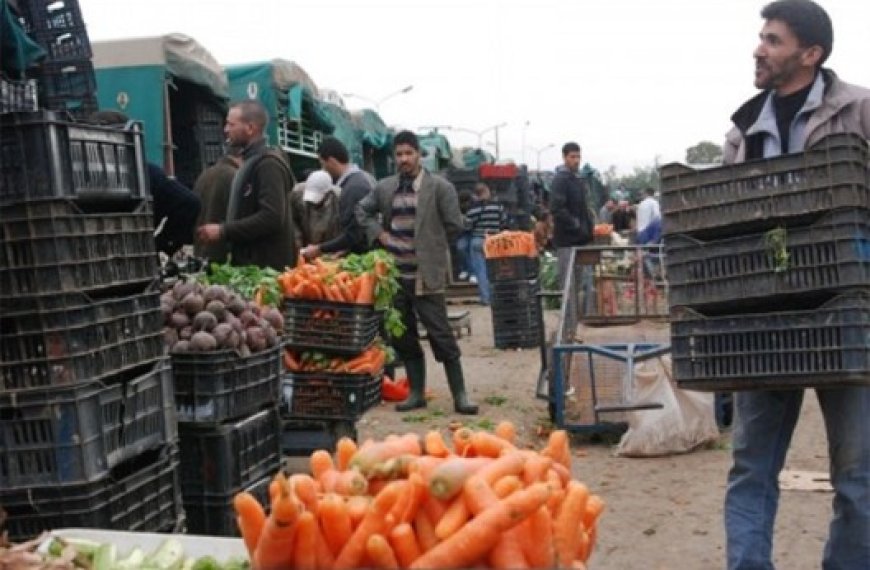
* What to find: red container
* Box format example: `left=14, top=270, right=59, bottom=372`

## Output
left=479, top=163, right=518, bottom=179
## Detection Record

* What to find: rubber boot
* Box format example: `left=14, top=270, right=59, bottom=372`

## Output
left=395, top=357, right=427, bottom=412
left=444, top=358, right=478, bottom=415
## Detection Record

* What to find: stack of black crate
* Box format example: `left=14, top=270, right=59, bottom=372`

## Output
left=171, top=337, right=283, bottom=536
left=17, top=0, right=99, bottom=119
left=0, top=110, right=182, bottom=540
left=662, top=132, right=870, bottom=392
left=487, top=255, right=542, bottom=349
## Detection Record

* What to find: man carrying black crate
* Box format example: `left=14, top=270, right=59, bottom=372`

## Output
left=356, top=130, right=478, bottom=415
left=722, top=2, right=870, bottom=569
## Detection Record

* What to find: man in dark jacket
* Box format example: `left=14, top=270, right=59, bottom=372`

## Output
left=549, top=141, right=593, bottom=288
left=192, top=146, right=243, bottom=262
left=197, top=100, right=296, bottom=271
left=300, top=136, right=372, bottom=259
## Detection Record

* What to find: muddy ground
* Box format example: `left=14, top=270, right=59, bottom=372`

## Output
left=357, top=305, right=834, bottom=570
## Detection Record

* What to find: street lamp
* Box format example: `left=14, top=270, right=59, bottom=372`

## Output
left=521, top=120, right=530, bottom=165
left=529, top=143, right=555, bottom=171
left=342, top=85, right=414, bottom=112
left=436, top=122, right=508, bottom=158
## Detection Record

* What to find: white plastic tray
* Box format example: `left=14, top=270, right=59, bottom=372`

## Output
left=38, top=528, right=248, bottom=561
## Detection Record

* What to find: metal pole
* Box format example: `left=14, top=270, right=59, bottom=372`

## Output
left=495, top=126, right=501, bottom=161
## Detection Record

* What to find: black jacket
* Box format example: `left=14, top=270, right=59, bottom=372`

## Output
left=149, top=163, right=201, bottom=256
left=549, top=166, right=593, bottom=248
left=320, top=169, right=373, bottom=254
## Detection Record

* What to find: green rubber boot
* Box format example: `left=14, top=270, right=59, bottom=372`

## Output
left=444, top=358, right=479, bottom=415
left=395, top=357, right=427, bottom=412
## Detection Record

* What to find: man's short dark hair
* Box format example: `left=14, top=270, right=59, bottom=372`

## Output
left=230, top=100, right=269, bottom=131
left=761, top=0, right=833, bottom=65
left=393, top=130, right=420, bottom=151
left=562, top=142, right=581, bottom=156
left=317, top=136, right=350, bottom=164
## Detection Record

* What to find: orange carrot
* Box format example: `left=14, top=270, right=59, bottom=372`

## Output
left=452, top=428, right=475, bottom=457
left=421, top=496, right=449, bottom=526
left=315, top=524, right=336, bottom=569
left=347, top=495, right=371, bottom=528
left=389, top=522, right=422, bottom=568
left=424, top=430, right=450, bottom=458
left=520, top=505, right=555, bottom=569
left=409, top=483, right=551, bottom=570
left=489, top=534, right=530, bottom=570
left=334, top=481, right=404, bottom=570
left=233, top=492, right=266, bottom=558
left=336, top=437, right=358, bottom=471
left=542, top=429, right=571, bottom=469
left=288, top=474, right=319, bottom=512
left=319, top=493, right=353, bottom=556
left=350, top=433, right=422, bottom=476
left=550, top=461, right=572, bottom=486
left=492, top=475, right=523, bottom=498
left=428, top=457, right=491, bottom=501
left=254, top=494, right=300, bottom=570
left=284, top=350, right=301, bottom=371
left=310, top=449, right=334, bottom=480
left=356, top=272, right=376, bottom=304
left=414, top=510, right=439, bottom=553
left=576, top=526, right=591, bottom=563
left=585, top=525, right=598, bottom=562
left=522, top=453, right=554, bottom=485
left=474, top=451, right=526, bottom=486
left=408, top=455, right=445, bottom=482
left=582, top=494, right=606, bottom=529
left=268, top=478, right=282, bottom=507
left=553, top=481, right=590, bottom=567
left=388, top=472, right=426, bottom=525
left=293, top=511, right=318, bottom=570
left=366, top=534, right=400, bottom=570
left=494, top=420, right=516, bottom=444
left=470, top=431, right=516, bottom=457
left=435, top=495, right=470, bottom=540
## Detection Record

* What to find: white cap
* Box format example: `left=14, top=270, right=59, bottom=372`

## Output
left=303, top=170, right=333, bottom=203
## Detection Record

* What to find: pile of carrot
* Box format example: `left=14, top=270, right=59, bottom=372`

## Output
left=593, top=224, right=613, bottom=237
left=483, top=231, right=538, bottom=259
left=234, top=424, right=604, bottom=569
left=284, top=345, right=388, bottom=375
left=277, top=258, right=388, bottom=305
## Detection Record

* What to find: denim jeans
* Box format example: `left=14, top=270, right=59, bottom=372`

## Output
left=455, top=232, right=472, bottom=276
left=469, top=236, right=490, bottom=304
left=724, top=387, right=870, bottom=570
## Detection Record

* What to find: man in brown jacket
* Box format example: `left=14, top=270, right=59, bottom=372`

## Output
left=197, top=100, right=296, bottom=270
left=192, top=146, right=242, bottom=263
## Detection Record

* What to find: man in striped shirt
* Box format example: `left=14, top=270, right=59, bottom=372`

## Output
left=466, top=183, right=506, bottom=305
left=357, top=131, right=478, bottom=414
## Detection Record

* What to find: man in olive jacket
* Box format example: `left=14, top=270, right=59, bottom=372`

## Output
left=356, top=130, right=478, bottom=414
left=192, top=146, right=242, bottom=263
left=197, top=100, right=296, bottom=271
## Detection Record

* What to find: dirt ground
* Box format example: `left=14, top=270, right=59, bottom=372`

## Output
left=357, top=305, right=835, bottom=570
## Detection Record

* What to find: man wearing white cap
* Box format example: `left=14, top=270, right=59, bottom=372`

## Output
left=291, top=170, right=341, bottom=248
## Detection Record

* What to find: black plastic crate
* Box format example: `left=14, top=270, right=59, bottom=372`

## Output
left=171, top=345, right=282, bottom=424
left=0, top=199, right=158, bottom=300
left=281, top=419, right=358, bottom=456
left=660, top=133, right=870, bottom=238
left=0, top=360, right=176, bottom=488
left=491, top=302, right=542, bottom=328
left=494, top=328, right=541, bottom=350
left=36, top=59, right=96, bottom=101
left=31, top=24, right=92, bottom=62
left=184, top=475, right=270, bottom=537
left=0, top=290, right=165, bottom=390
left=0, top=445, right=183, bottom=542
left=486, top=256, right=539, bottom=282
left=282, top=298, right=381, bottom=355
left=671, top=292, right=870, bottom=391
left=281, top=369, right=382, bottom=421
left=0, top=77, right=38, bottom=113
left=490, top=277, right=541, bottom=305
left=666, top=209, right=870, bottom=312
left=178, top=407, right=281, bottom=497
left=0, top=110, right=147, bottom=204
left=19, top=0, right=85, bottom=31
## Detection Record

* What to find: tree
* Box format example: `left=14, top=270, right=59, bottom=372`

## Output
left=685, top=141, right=723, bottom=165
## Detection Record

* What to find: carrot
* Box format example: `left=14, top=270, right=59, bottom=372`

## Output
left=334, top=481, right=404, bottom=570
left=407, top=455, right=445, bottom=482
left=582, top=494, right=606, bottom=529
left=585, top=524, right=598, bottom=562
left=550, top=461, right=572, bottom=486
left=336, top=437, right=358, bottom=471
left=547, top=487, right=567, bottom=518
left=329, top=469, right=369, bottom=496
left=520, top=505, right=555, bottom=569
left=310, top=449, right=334, bottom=480
left=389, top=472, right=426, bottom=525
left=492, top=475, right=523, bottom=498
left=356, top=272, right=376, bottom=304
left=319, top=493, right=353, bottom=557
left=414, top=510, right=439, bottom=553
left=494, top=420, right=516, bottom=444
left=522, top=453, right=554, bottom=485
left=435, top=494, right=470, bottom=540
left=421, top=495, right=449, bottom=525
left=254, top=494, right=300, bottom=570
left=366, top=534, right=400, bottom=570
left=542, top=429, right=571, bottom=469
left=409, top=483, right=551, bottom=570
left=284, top=349, right=301, bottom=371
left=452, top=427, right=475, bottom=457
left=316, top=523, right=336, bottom=569
left=554, top=481, right=590, bottom=567
left=268, top=478, right=282, bottom=508
left=233, top=492, right=266, bottom=558
left=389, top=522, right=422, bottom=568
left=293, top=510, right=318, bottom=570
left=470, top=431, right=516, bottom=458
left=288, top=473, right=319, bottom=512
left=347, top=495, right=371, bottom=527
left=576, top=526, right=591, bottom=563
left=428, top=457, right=491, bottom=500
left=489, top=533, right=529, bottom=570
left=350, top=433, right=422, bottom=476
left=474, top=451, right=526, bottom=485
left=386, top=480, right=411, bottom=524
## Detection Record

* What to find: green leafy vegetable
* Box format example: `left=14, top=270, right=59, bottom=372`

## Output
left=201, top=261, right=282, bottom=306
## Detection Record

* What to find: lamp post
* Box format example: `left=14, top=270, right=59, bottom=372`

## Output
left=521, top=120, right=530, bottom=165
left=342, top=84, right=414, bottom=112
left=438, top=122, right=508, bottom=158
left=529, top=143, right=555, bottom=171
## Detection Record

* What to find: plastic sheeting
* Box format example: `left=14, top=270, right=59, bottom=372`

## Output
left=1, top=0, right=45, bottom=75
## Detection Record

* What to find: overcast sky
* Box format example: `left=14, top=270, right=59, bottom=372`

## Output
left=78, top=0, right=870, bottom=174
